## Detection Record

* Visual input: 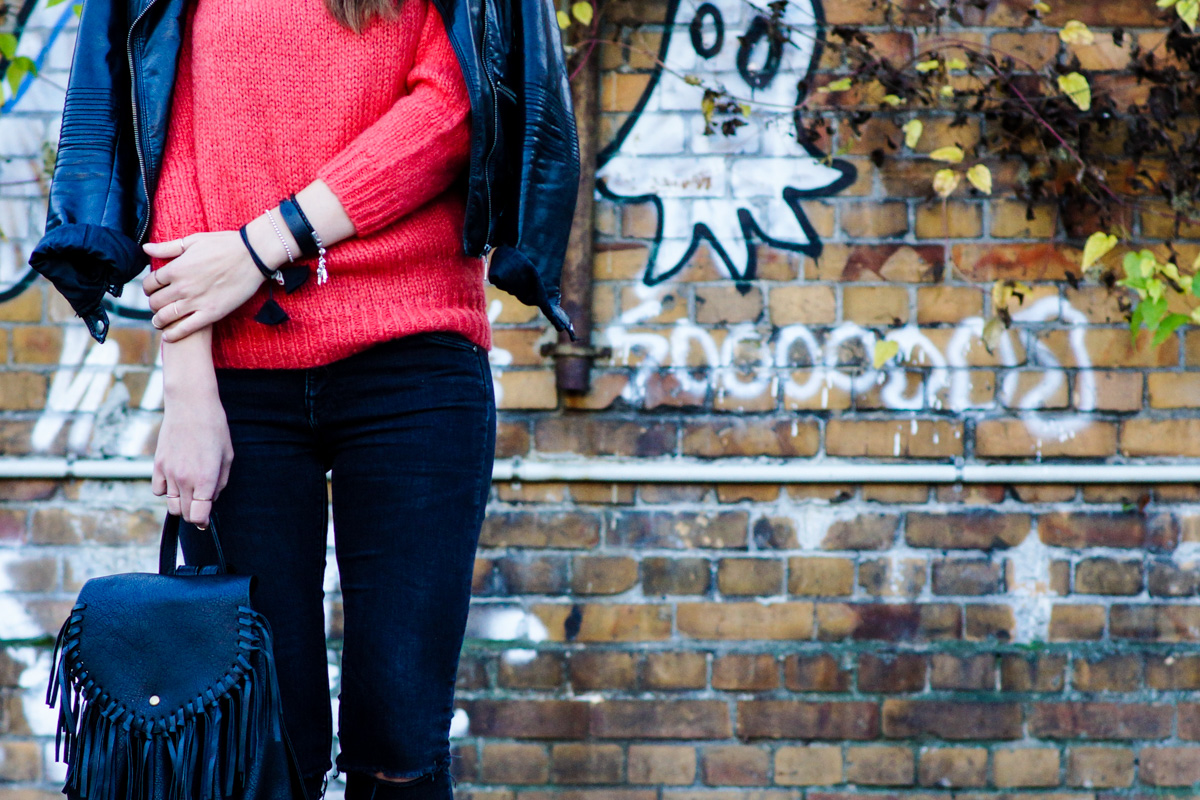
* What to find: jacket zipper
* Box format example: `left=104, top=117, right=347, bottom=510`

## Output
left=479, top=2, right=498, bottom=253
left=126, top=0, right=162, bottom=246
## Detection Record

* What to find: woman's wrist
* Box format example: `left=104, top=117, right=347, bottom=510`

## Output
left=243, top=211, right=297, bottom=273
left=161, top=326, right=219, bottom=398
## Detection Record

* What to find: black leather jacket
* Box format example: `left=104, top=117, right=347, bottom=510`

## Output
left=28, top=0, right=579, bottom=343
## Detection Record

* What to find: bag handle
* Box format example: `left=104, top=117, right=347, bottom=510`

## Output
left=158, top=512, right=229, bottom=576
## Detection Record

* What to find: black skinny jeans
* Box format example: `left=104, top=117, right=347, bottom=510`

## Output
left=179, top=331, right=496, bottom=793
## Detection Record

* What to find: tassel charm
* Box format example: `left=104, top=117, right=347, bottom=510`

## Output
left=254, top=295, right=290, bottom=325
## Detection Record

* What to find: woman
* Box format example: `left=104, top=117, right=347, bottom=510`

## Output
left=137, top=0, right=498, bottom=798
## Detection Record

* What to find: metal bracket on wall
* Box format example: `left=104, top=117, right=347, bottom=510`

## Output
left=540, top=342, right=613, bottom=361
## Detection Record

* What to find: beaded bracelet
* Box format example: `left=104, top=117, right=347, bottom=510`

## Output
left=264, top=208, right=295, bottom=263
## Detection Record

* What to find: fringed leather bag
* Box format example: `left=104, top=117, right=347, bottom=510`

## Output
left=46, top=513, right=308, bottom=800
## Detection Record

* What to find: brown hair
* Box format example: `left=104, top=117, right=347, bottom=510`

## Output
left=324, top=0, right=402, bottom=33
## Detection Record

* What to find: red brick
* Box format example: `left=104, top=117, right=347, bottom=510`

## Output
left=549, top=744, right=624, bottom=784
left=821, top=514, right=899, bottom=550
left=882, top=701, right=1021, bottom=740
left=737, top=701, right=879, bottom=740
left=481, top=742, right=550, bottom=783
left=611, top=511, right=748, bottom=549
left=1067, top=746, right=1134, bottom=787
left=700, top=745, right=769, bottom=786
left=917, top=748, right=987, bottom=788
left=817, top=603, right=961, bottom=641
left=858, top=654, right=926, bottom=693
left=906, top=513, right=1030, bottom=549
left=643, top=652, right=707, bottom=691
left=677, top=602, right=813, bottom=640
left=627, top=745, right=695, bottom=784
left=993, top=748, right=1060, bottom=788
left=929, top=655, right=995, bottom=691
left=1110, top=604, right=1200, bottom=642
left=712, top=654, right=778, bottom=691
left=682, top=419, right=819, bottom=457
left=460, top=700, right=590, bottom=739
left=774, top=746, right=843, bottom=786
left=1072, top=656, right=1141, bottom=693
left=784, top=654, right=851, bottom=692
left=845, top=746, right=915, bottom=786
left=480, top=512, right=601, bottom=548
left=1029, top=703, right=1172, bottom=740
left=591, top=700, right=731, bottom=739
left=1140, top=747, right=1200, bottom=787
left=569, top=652, right=637, bottom=690
left=1000, top=655, right=1067, bottom=692
left=1039, top=513, right=1178, bottom=551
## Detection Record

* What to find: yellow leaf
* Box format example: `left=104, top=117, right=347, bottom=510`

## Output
left=946, top=57, right=968, bottom=70
left=1081, top=231, right=1118, bottom=271
left=882, top=94, right=904, bottom=107
left=903, top=119, right=924, bottom=149
left=940, top=85, right=956, bottom=97
left=933, top=168, right=960, bottom=198
left=556, top=9, right=570, bottom=28
left=820, top=77, right=854, bottom=92
left=982, top=317, right=1007, bottom=351
left=873, top=340, right=900, bottom=369
left=1192, top=251, right=1200, bottom=272
left=1058, top=72, right=1091, bottom=111
left=570, top=0, right=593, bottom=23
left=1032, top=1, right=1051, bottom=11
left=967, top=164, right=993, bottom=194
left=701, top=95, right=715, bottom=123
left=1059, top=20, right=1095, bottom=45
left=1191, top=307, right=1200, bottom=324
left=738, top=102, right=751, bottom=116
left=916, top=59, right=940, bottom=73
left=682, top=74, right=703, bottom=86
left=991, top=280, right=1013, bottom=309
left=930, top=145, right=965, bottom=163
left=1160, top=0, right=1178, bottom=7
left=1180, top=0, right=1199, bottom=29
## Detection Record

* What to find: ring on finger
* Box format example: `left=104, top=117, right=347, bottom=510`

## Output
left=172, top=300, right=181, bottom=319
left=151, top=270, right=163, bottom=289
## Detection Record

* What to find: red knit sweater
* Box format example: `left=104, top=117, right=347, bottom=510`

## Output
left=148, top=0, right=491, bottom=369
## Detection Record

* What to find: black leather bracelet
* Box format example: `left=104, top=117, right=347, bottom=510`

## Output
left=239, top=225, right=281, bottom=284
left=278, top=196, right=319, bottom=259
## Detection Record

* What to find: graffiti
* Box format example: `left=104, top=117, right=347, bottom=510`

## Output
left=604, top=288, right=1099, bottom=441
left=596, top=0, right=855, bottom=285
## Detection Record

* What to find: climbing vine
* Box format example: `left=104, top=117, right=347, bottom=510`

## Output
left=560, top=0, right=1200, bottom=351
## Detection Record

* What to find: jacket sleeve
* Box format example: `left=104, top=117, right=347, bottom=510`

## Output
left=484, top=0, right=580, bottom=337
left=314, top=0, right=472, bottom=238
left=27, top=0, right=187, bottom=344
left=147, top=3, right=208, bottom=272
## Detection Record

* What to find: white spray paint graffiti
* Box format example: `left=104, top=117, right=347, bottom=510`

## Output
left=595, top=0, right=856, bottom=284
left=605, top=290, right=1099, bottom=441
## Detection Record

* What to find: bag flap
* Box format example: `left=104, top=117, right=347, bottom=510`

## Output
left=69, top=572, right=254, bottom=725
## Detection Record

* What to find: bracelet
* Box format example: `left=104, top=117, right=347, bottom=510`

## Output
left=288, top=193, right=329, bottom=285
left=265, top=208, right=295, bottom=263
left=239, top=225, right=285, bottom=285
left=277, top=196, right=319, bottom=258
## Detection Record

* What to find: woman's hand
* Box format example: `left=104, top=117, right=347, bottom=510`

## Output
left=142, top=230, right=266, bottom=341
left=152, top=327, right=229, bottom=530
left=153, top=387, right=232, bottom=528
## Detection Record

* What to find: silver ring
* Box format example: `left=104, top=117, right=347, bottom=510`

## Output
left=165, top=494, right=180, bottom=498
left=151, top=270, right=163, bottom=288
left=172, top=301, right=181, bottom=318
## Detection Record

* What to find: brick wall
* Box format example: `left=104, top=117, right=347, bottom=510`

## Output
left=4, top=0, right=1200, bottom=796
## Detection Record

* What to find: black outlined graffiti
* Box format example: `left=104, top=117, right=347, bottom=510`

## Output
left=595, top=0, right=856, bottom=286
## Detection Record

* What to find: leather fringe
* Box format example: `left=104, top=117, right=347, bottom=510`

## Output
left=47, top=603, right=285, bottom=800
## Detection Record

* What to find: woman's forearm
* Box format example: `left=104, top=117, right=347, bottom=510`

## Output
left=161, top=325, right=218, bottom=399
left=241, top=179, right=357, bottom=271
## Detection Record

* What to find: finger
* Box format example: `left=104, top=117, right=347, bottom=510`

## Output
left=151, top=463, right=168, bottom=497
left=190, top=478, right=217, bottom=528
left=142, top=240, right=186, bottom=258
left=216, top=454, right=232, bottom=496
left=147, top=286, right=182, bottom=314
left=189, top=500, right=213, bottom=530
left=151, top=299, right=188, bottom=333
left=161, top=312, right=207, bottom=344
left=143, top=268, right=169, bottom=296
left=165, top=476, right=182, bottom=517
